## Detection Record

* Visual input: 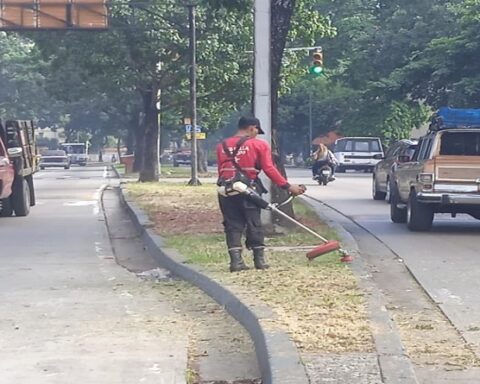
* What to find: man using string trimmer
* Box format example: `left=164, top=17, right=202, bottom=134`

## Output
left=216, top=116, right=306, bottom=272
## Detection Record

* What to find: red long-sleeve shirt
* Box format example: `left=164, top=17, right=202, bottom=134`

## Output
left=216, top=136, right=290, bottom=188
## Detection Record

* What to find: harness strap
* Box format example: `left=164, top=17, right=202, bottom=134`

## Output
left=221, top=136, right=250, bottom=175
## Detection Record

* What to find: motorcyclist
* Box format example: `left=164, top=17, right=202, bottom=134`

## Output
left=312, top=143, right=338, bottom=181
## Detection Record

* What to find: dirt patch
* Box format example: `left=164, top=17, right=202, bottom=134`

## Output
left=152, top=209, right=223, bottom=235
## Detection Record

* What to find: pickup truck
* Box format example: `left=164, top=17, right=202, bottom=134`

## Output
left=0, top=120, right=37, bottom=217
left=390, top=108, right=480, bottom=231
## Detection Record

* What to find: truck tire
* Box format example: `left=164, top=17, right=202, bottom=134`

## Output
left=372, top=175, right=386, bottom=200
left=27, top=175, right=35, bottom=206
left=390, top=182, right=407, bottom=223
left=0, top=198, right=13, bottom=217
left=407, top=190, right=433, bottom=231
left=12, top=177, right=30, bottom=217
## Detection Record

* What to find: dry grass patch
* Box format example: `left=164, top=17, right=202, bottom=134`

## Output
left=126, top=182, right=373, bottom=354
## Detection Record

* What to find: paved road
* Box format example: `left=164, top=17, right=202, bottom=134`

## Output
left=286, top=168, right=480, bottom=356
left=0, top=166, right=188, bottom=383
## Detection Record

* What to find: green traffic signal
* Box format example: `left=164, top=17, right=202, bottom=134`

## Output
left=309, top=49, right=324, bottom=77
left=309, top=65, right=324, bottom=76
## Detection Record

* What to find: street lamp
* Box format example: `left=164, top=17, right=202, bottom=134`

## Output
left=181, top=1, right=201, bottom=186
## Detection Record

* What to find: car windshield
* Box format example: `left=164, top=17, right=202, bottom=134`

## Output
left=440, top=132, right=480, bottom=156
left=62, top=145, right=85, bottom=154
left=42, top=150, right=66, bottom=156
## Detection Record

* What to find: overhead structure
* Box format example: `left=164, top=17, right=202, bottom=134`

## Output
left=0, top=0, right=108, bottom=30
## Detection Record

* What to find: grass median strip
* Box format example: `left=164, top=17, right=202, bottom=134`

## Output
left=114, top=164, right=215, bottom=179
left=126, top=182, right=373, bottom=354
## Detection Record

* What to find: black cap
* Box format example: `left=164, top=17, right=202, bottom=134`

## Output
left=238, top=116, right=264, bottom=134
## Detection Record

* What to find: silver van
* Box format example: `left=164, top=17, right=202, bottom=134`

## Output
left=333, top=137, right=384, bottom=173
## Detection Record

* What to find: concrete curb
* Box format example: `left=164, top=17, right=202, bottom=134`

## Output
left=301, top=196, right=419, bottom=384
left=113, top=173, right=309, bottom=384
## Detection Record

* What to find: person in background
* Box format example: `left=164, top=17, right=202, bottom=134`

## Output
left=311, top=143, right=338, bottom=180
left=216, top=116, right=306, bottom=272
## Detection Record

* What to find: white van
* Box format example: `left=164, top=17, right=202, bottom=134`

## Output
left=333, top=137, right=384, bottom=173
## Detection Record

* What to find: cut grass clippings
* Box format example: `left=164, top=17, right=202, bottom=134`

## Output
left=126, top=182, right=373, bottom=354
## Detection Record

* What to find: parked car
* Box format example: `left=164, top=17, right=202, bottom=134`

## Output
left=333, top=137, right=384, bottom=173
left=390, top=107, right=480, bottom=231
left=160, top=152, right=173, bottom=164
left=39, top=150, right=70, bottom=170
left=172, top=151, right=191, bottom=167
left=372, top=139, right=418, bottom=201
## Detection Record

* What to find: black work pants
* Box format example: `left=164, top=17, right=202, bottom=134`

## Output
left=218, top=193, right=265, bottom=251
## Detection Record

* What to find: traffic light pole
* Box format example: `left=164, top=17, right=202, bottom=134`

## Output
left=187, top=3, right=201, bottom=186
left=309, top=90, right=313, bottom=155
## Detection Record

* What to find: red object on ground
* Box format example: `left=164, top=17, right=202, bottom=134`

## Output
left=120, top=154, right=134, bottom=174
left=340, top=254, right=354, bottom=263
left=306, top=240, right=341, bottom=260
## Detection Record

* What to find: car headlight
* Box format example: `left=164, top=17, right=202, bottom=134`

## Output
left=418, top=173, right=434, bottom=190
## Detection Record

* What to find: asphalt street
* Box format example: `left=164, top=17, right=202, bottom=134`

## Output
left=0, top=166, right=189, bottom=383
left=286, top=168, right=480, bottom=357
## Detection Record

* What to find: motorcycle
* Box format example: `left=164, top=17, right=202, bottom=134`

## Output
left=314, top=164, right=334, bottom=186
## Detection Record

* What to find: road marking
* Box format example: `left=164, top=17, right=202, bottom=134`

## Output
left=93, top=184, right=107, bottom=215
left=63, top=201, right=96, bottom=207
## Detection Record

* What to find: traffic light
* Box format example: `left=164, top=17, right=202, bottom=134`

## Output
left=309, top=49, right=324, bottom=76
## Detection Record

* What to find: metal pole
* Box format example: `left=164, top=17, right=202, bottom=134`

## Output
left=254, top=0, right=271, bottom=225
left=187, top=4, right=201, bottom=186
left=309, top=90, right=313, bottom=155
left=156, top=87, right=162, bottom=176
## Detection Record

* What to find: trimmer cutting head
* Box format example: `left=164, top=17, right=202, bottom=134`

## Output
left=306, top=240, right=341, bottom=259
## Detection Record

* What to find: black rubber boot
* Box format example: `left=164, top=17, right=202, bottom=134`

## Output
left=229, top=249, right=249, bottom=272
left=253, top=248, right=269, bottom=270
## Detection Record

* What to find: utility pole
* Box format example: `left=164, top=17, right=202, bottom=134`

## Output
left=254, top=0, right=271, bottom=224
left=186, top=3, right=201, bottom=186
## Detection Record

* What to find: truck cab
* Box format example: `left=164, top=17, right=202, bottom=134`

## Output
left=0, top=120, right=37, bottom=217
left=0, top=134, right=14, bottom=200
left=391, top=108, right=480, bottom=230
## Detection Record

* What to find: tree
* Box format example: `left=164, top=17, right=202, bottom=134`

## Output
left=29, top=0, right=257, bottom=181
left=0, top=33, right=65, bottom=125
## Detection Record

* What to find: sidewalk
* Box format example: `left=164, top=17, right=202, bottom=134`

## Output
left=0, top=186, right=188, bottom=384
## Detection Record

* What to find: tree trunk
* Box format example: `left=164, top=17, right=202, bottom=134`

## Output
left=133, top=112, right=145, bottom=172
left=198, top=142, right=208, bottom=173
left=270, top=0, right=297, bottom=226
left=116, top=136, right=121, bottom=161
left=126, top=116, right=136, bottom=155
left=139, top=89, right=159, bottom=182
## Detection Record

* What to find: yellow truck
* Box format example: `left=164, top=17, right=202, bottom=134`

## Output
left=390, top=108, right=480, bottom=231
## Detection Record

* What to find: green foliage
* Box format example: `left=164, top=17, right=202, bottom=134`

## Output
left=380, top=102, right=430, bottom=145
left=6, top=0, right=479, bottom=159
left=277, top=0, right=480, bottom=151
left=0, top=33, right=65, bottom=125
